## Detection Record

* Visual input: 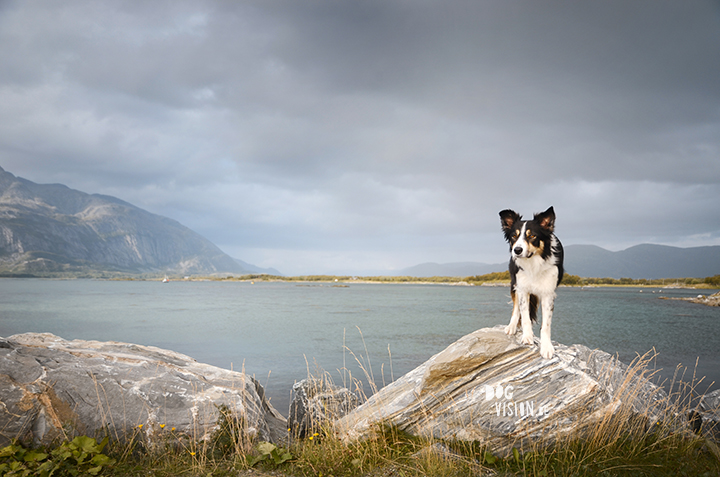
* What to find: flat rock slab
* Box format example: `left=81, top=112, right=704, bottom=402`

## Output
left=336, top=325, right=669, bottom=455
left=0, top=333, right=286, bottom=447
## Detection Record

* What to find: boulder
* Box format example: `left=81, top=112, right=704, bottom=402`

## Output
left=0, top=333, right=287, bottom=448
left=288, top=378, right=358, bottom=438
left=689, top=388, right=720, bottom=441
left=336, top=325, right=674, bottom=455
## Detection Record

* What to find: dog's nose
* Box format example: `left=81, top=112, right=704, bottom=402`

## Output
left=514, top=247, right=523, bottom=256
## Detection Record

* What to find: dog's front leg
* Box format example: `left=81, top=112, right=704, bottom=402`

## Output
left=539, top=296, right=555, bottom=358
left=518, top=293, right=535, bottom=345
left=505, top=291, right=520, bottom=336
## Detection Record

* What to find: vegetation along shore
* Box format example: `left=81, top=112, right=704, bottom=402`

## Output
left=166, top=271, right=720, bottom=289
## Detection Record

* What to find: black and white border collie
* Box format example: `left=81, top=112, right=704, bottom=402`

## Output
left=499, top=206, right=564, bottom=359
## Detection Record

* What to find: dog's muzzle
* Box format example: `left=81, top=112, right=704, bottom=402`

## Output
left=513, top=245, right=533, bottom=258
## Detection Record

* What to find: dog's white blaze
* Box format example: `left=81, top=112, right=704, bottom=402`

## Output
left=512, top=223, right=529, bottom=258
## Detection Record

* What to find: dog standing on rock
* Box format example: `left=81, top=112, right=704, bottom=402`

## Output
left=499, top=206, right=564, bottom=359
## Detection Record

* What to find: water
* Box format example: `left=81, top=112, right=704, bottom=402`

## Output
left=1, top=279, right=718, bottom=412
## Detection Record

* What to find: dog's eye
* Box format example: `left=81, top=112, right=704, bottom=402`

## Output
left=527, top=232, right=536, bottom=240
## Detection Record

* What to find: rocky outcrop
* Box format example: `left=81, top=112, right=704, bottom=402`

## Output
left=0, top=166, right=248, bottom=276
left=662, top=291, right=720, bottom=307
left=0, top=333, right=287, bottom=448
left=336, top=325, right=674, bottom=455
left=288, top=378, right=358, bottom=438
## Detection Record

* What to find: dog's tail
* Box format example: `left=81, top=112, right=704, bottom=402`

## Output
left=529, top=294, right=539, bottom=323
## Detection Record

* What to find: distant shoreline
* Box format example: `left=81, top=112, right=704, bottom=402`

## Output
left=2, top=272, right=719, bottom=289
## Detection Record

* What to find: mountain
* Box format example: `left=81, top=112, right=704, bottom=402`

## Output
left=398, top=244, right=720, bottom=279
left=233, top=258, right=282, bottom=276
left=0, top=166, right=266, bottom=276
left=563, top=244, right=720, bottom=279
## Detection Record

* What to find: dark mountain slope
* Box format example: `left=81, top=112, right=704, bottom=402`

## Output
left=0, top=166, right=248, bottom=276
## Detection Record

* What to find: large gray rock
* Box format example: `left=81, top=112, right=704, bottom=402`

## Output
left=336, top=325, right=673, bottom=455
left=690, top=388, right=720, bottom=441
left=288, top=378, right=358, bottom=438
left=0, top=333, right=287, bottom=448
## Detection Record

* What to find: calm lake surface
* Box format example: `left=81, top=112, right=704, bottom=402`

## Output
left=1, top=279, right=719, bottom=412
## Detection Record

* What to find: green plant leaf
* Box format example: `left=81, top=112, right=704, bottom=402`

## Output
left=0, top=444, right=20, bottom=458
left=271, top=449, right=292, bottom=465
left=72, top=436, right=101, bottom=454
left=23, top=450, right=48, bottom=462
left=90, top=453, right=115, bottom=467
left=484, top=451, right=497, bottom=464
left=256, top=441, right=277, bottom=455
left=37, top=460, right=56, bottom=473
left=247, top=454, right=267, bottom=467
left=87, top=465, right=103, bottom=475
left=512, top=447, right=520, bottom=465
left=96, top=436, right=109, bottom=454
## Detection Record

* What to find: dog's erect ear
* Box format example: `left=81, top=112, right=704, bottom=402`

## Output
left=499, top=209, right=521, bottom=231
left=534, top=206, right=556, bottom=232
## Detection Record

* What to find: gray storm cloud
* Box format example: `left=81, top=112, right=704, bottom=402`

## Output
left=1, top=0, right=719, bottom=274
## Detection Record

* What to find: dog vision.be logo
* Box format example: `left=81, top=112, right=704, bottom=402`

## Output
left=485, top=383, right=551, bottom=418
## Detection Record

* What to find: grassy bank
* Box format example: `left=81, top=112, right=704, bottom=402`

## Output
left=200, top=272, right=720, bottom=289
left=4, top=269, right=720, bottom=289
left=5, top=421, right=719, bottom=477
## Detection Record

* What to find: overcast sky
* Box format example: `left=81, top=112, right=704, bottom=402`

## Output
left=1, top=1, right=719, bottom=275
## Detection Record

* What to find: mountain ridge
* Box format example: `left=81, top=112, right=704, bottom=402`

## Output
left=0, top=165, right=267, bottom=276
left=2, top=166, right=717, bottom=279
left=397, top=243, right=720, bottom=279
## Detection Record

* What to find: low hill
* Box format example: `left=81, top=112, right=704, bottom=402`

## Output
left=397, top=244, right=720, bottom=279
left=564, top=244, right=720, bottom=279
left=233, top=258, right=282, bottom=276
left=0, top=166, right=263, bottom=277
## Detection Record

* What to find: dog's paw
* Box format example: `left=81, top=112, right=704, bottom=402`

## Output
left=521, top=332, right=535, bottom=345
left=540, top=339, right=555, bottom=359
left=504, top=324, right=517, bottom=335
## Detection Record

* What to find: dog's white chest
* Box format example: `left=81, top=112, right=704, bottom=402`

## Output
left=514, top=255, right=559, bottom=295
